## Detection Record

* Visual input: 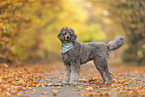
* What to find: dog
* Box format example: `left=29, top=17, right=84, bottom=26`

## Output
left=57, top=27, right=125, bottom=85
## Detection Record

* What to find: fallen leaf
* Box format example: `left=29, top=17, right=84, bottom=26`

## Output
left=5, top=92, right=11, bottom=97
left=92, top=85, right=100, bottom=89
left=31, top=92, right=35, bottom=94
left=53, top=93, right=57, bottom=96
left=40, top=96, right=49, bottom=97
left=52, top=90, right=60, bottom=93
left=56, top=86, right=61, bottom=88
left=85, top=87, right=93, bottom=92
left=42, top=92, right=47, bottom=95
left=77, top=86, right=83, bottom=89
left=23, top=91, right=28, bottom=94
left=57, top=80, right=62, bottom=82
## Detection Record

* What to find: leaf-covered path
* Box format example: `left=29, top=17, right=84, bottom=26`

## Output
left=0, top=61, right=145, bottom=97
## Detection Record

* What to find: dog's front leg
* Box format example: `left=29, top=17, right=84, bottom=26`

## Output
left=62, top=64, right=71, bottom=85
left=69, top=63, right=80, bottom=85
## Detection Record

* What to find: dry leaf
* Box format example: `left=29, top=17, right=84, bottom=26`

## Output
left=52, top=90, right=60, bottom=93
left=23, top=91, right=28, bottom=94
left=53, top=93, right=57, bottom=96
left=85, top=87, right=93, bottom=92
left=31, top=92, right=35, bottom=94
left=77, top=86, right=83, bottom=89
left=56, top=86, right=61, bottom=88
left=5, top=92, right=11, bottom=97
left=40, top=96, right=49, bottom=97
left=57, top=80, right=62, bottom=82
left=75, top=89, right=80, bottom=91
left=42, top=92, right=47, bottom=95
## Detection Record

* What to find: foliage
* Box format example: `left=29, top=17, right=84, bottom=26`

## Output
left=87, top=0, right=145, bottom=65
left=0, top=0, right=106, bottom=63
left=102, top=0, right=145, bottom=65
left=78, top=24, right=106, bottom=42
left=1, top=0, right=144, bottom=64
left=0, top=0, right=29, bottom=63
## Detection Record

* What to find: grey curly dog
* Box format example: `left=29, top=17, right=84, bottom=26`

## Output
left=57, top=27, right=125, bottom=85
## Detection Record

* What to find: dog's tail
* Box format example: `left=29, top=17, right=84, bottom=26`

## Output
left=108, top=35, right=125, bottom=51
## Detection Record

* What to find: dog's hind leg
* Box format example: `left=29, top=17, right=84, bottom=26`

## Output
left=93, top=57, right=112, bottom=84
left=93, top=59, right=106, bottom=84
left=62, top=64, right=71, bottom=85
left=69, top=63, right=81, bottom=85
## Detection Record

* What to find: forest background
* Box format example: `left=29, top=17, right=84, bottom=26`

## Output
left=0, top=0, right=144, bottom=65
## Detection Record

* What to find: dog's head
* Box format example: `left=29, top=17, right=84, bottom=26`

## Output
left=57, top=27, right=77, bottom=44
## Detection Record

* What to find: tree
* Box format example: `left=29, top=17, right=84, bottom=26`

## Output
left=103, top=0, right=145, bottom=65
left=0, top=0, right=29, bottom=63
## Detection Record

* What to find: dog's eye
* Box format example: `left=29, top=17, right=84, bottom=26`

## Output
left=68, top=31, right=73, bottom=35
left=70, top=33, right=73, bottom=36
left=62, top=31, right=66, bottom=35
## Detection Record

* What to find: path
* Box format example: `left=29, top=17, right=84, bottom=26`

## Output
left=0, top=61, right=144, bottom=97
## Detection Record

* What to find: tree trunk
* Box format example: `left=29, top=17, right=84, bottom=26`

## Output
left=123, top=38, right=145, bottom=65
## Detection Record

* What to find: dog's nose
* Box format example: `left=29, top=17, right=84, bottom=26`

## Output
left=67, top=36, right=70, bottom=39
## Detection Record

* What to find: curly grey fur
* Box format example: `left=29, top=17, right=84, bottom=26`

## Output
left=108, top=35, right=125, bottom=50
left=57, top=27, right=125, bottom=85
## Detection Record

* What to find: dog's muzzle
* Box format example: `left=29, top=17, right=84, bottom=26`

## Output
left=65, top=35, right=70, bottom=40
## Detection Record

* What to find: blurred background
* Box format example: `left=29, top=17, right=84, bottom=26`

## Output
left=0, top=0, right=144, bottom=65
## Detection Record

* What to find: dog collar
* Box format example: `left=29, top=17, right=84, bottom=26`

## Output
left=61, top=43, right=74, bottom=54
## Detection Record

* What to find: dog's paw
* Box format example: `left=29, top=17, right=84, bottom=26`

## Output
left=69, top=82, right=78, bottom=86
left=105, top=81, right=112, bottom=85
left=69, top=83, right=78, bottom=86
left=99, top=81, right=105, bottom=85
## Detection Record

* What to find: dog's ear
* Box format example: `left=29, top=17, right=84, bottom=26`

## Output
left=71, top=33, right=77, bottom=41
left=61, top=27, right=65, bottom=32
left=69, top=27, right=77, bottom=41
left=68, top=27, right=74, bottom=35
left=57, top=27, right=65, bottom=41
left=57, top=32, right=64, bottom=41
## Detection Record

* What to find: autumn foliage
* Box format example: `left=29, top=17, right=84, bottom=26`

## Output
left=103, top=0, right=145, bottom=65
left=0, top=0, right=145, bottom=65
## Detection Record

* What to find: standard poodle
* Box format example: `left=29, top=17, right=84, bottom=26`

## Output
left=57, top=27, right=125, bottom=85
